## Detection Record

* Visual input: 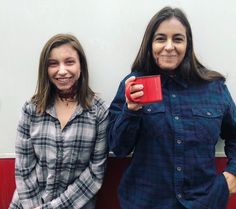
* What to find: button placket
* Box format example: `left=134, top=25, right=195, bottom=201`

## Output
left=168, top=85, right=184, bottom=202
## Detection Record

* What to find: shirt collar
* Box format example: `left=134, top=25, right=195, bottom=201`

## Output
left=160, top=70, right=188, bottom=89
left=45, top=102, right=84, bottom=119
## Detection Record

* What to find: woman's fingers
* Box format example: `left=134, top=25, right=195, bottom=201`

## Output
left=125, top=76, right=144, bottom=111
left=125, top=76, right=136, bottom=85
left=223, top=171, right=236, bottom=194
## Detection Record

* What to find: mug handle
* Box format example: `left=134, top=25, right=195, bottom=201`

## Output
left=125, top=81, right=140, bottom=102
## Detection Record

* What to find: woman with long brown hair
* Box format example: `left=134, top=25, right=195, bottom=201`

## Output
left=108, top=7, right=236, bottom=209
left=10, top=34, right=108, bottom=209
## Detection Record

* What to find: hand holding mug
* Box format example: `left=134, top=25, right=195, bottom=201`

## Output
left=125, top=76, right=144, bottom=111
left=125, top=75, right=163, bottom=111
left=223, top=171, right=236, bottom=194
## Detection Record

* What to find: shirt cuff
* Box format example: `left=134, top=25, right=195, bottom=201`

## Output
left=224, top=163, right=236, bottom=175
left=122, top=103, right=143, bottom=116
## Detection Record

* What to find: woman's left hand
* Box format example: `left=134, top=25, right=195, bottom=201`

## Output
left=223, top=171, right=236, bottom=194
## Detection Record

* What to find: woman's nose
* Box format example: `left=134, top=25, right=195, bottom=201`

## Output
left=164, top=40, right=174, bottom=51
left=58, top=64, right=67, bottom=74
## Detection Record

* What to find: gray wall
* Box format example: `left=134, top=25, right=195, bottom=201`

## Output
left=0, top=0, right=235, bottom=156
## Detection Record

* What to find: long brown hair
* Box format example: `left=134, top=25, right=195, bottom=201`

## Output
left=32, top=33, right=94, bottom=113
left=132, top=6, right=225, bottom=82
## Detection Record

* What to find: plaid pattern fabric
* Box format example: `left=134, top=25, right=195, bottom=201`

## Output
left=107, top=72, right=236, bottom=209
left=9, top=95, right=108, bottom=209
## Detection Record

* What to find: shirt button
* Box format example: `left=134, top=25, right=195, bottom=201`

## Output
left=174, top=116, right=179, bottom=120
left=177, top=193, right=182, bottom=199
left=172, top=94, right=176, bottom=98
left=206, top=112, right=212, bottom=116
left=177, top=167, right=182, bottom=172
left=177, top=139, right=182, bottom=144
left=147, top=108, right=151, bottom=112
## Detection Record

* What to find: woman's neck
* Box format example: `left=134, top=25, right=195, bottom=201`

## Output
left=159, top=68, right=177, bottom=76
left=56, top=96, right=77, bottom=107
left=56, top=83, right=78, bottom=101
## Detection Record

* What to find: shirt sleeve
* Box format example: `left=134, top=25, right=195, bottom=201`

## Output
left=220, top=84, right=236, bottom=175
left=15, top=102, right=42, bottom=209
left=41, top=101, right=109, bottom=209
left=107, top=77, right=143, bottom=157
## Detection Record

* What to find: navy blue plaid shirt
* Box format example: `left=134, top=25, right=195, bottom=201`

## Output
left=107, top=71, right=236, bottom=209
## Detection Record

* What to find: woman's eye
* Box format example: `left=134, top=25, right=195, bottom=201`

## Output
left=174, top=37, right=185, bottom=43
left=65, top=60, right=75, bottom=65
left=154, top=37, right=166, bottom=42
left=175, top=39, right=183, bottom=43
left=48, top=62, right=58, bottom=67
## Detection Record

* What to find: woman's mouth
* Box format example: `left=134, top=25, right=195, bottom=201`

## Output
left=56, top=77, right=72, bottom=84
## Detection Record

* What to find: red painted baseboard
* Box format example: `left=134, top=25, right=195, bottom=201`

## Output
left=0, top=159, right=15, bottom=209
left=1, top=157, right=236, bottom=209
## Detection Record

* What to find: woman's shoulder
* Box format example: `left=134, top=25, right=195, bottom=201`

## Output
left=18, top=100, right=40, bottom=121
left=122, top=72, right=144, bottom=81
left=87, top=95, right=109, bottom=121
left=194, top=78, right=228, bottom=95
left=206, top=77, right=226, bottom=88
left=91, top=95, right=108, bottom=112
left=193, top=77, right=225, bottom=87
left=21, top=100, right=37, bottom=114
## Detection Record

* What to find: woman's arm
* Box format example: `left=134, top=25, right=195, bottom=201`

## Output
left=221, top=83, right=236, bottom=194
left=15, top=102, right=42, bottom=209
left=107, top=76, right=143, bottom=157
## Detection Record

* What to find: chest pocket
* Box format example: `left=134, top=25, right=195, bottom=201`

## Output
left=192, top=107, right=224, bottom=144
left=142, top=104, right=166, bottom=138
left=143, top=104, right=165, bottom=114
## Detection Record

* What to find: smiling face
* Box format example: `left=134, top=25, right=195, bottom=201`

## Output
left=152, top=17, right=187, bottom=71
left=47, top=44, right=81, bottom=94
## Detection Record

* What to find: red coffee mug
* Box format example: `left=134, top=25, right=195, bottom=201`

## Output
left=125, top=75, right=163, bottom=104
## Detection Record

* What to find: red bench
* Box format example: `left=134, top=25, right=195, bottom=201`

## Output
left=1, top=157, right=236, bottom=209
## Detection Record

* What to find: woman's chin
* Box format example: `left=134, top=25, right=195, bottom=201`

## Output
left=56, top=86, right=73, bottom=92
